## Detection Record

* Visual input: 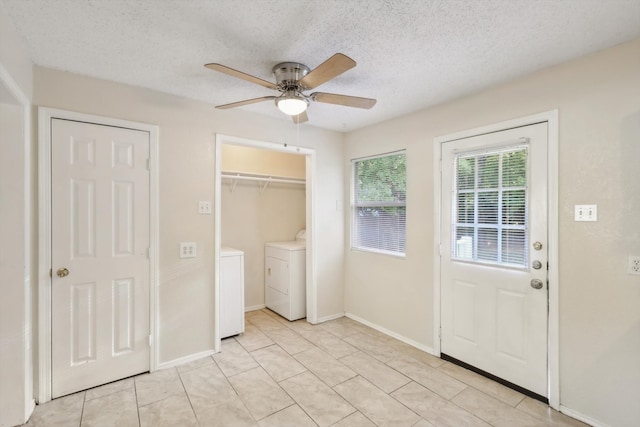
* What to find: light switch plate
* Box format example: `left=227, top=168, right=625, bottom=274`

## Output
left=574, top=204, right=597, bottom=221
left=198, top=201, right=212, bottom=214
left=180, top=242, right=197, bottom=258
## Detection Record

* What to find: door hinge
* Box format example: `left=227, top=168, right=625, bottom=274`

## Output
left=148, top=335, right=152, bottom=347
left=147, top=247, right=151, bottom=259
left=49, top=268, right=52, bottom=278
left=146, top=158, right=151, bottom=170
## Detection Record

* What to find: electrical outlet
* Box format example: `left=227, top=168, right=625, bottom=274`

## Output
left=180, top=242, right=197, bottom=258
left=198, top=201, right=212, bottom=214
left=628, top=256, right=640, bottom=276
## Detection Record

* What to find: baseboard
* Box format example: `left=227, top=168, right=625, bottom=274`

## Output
left=156, top=349, right=216, bottom=370
left=345, top=312, right=436, bottom=356
left=560, top=406, right=609, bottom=427
left=315, top=312, right=345, bottom=323
left=245, top=304, right=265, bottom=312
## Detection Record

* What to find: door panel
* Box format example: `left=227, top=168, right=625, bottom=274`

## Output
left=70, top=281, right=96, bottom=364
left=452, top=280, right=477, bottom=344
left=51, top=119, right=150, bottom=398
left=441, top=122, right=548, bottom=397
left=112, top=277, right=135, bottom=354
left=495, top=289, right=526, bottom=360
left=71, top=179, right=96, bottom=258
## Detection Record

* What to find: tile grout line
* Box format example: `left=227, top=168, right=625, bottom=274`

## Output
left=176, top=365, right=202, bottom=426
left=214, top=355, right=264, bottom=422
left=275, top=373, right=322, bottom=426
left=78, top=392, right=86, bottom=427
left=133, top=375, right=142, bottom=427
left=334, top=374, right=424, bottom=424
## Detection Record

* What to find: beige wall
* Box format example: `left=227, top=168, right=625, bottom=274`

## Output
left=0, top=102, right=29, bottom=427
left=343, top=39, right=640, bottom=426
left=220, top=145, right=306, bottom=309
left=33, top=67, right=345, bottom=364
left=0, top=3, right=33, bottom=426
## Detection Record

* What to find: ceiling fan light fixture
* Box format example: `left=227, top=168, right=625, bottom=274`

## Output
left=276, top=92, right=309, bottom=116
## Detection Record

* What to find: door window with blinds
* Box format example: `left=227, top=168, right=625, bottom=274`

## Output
left=452, top=143, right=528, bottom=267
left=352, top=151, right=406, bottom=256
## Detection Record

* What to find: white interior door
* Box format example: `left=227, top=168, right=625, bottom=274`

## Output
left=51, top=118, right=150, bottom=398
left=440, top=122, right=548, bottom=397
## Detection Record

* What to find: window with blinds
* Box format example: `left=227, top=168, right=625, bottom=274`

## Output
left=352, top=151, right=406, bottom=256
left=452, top=144, right=528, bottom=267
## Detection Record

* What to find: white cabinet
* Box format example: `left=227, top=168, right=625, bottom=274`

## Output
left=220, top=247, right=245, bottom=338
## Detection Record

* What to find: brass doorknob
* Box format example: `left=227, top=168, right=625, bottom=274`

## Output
left=56, top=268, right=69, bottom=278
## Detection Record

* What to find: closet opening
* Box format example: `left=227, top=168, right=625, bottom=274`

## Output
left=213, top=134, right=317, bottom=352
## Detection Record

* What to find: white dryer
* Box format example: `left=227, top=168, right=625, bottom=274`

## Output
left=265, top=230, right=306, bottom=321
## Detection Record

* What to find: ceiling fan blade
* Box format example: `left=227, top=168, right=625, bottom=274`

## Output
left=292, top=111, right=308, bottom=124
left=205, top=63, right=278, bottom=90
left=215, top=96, right=276, bottom=109
left=312, top=92, right=377, bottom=109
left=299, top=53, right=356, bottom=90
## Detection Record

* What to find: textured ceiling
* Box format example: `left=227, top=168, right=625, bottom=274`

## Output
left=2, top=0, right=639, bottom=132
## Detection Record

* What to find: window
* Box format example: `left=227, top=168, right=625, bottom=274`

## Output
left=452, top=144, right=528, bottom=267
left=351, top=151, right=406, bottom=256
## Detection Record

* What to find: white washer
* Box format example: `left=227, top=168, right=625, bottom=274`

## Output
left=265, top=230, right=306, bottom=321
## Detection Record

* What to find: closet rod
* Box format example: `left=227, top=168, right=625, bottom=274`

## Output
left=221, top=173, right=305, bottom=185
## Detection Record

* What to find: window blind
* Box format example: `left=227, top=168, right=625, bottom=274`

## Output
left=453, top=145, right=528, bottom=267
left=352, top=151, right=406, bottom=255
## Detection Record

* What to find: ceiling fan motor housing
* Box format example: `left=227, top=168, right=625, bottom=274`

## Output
left=272, top=62, right=310, bottom=91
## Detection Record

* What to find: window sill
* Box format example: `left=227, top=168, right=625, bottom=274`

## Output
left=350, top=246, right=406, bottom=259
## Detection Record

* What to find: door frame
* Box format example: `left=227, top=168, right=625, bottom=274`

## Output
left=37, top=107, right=159, bottom=403
left=214, top=134, right=317, bottom=352
left=432, top=110, right=559, bottom=409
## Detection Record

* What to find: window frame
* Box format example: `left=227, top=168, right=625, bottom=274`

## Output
left=350, top=150, right=407, bottom=258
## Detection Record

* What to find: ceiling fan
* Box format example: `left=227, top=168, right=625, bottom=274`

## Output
left=205, top=53, right=376, bottom=124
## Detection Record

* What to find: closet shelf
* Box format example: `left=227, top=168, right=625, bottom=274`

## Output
left=221, top=171, right=305, bottom=193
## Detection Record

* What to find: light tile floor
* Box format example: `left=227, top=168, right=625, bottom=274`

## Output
left=24, top=309, right=589, bottom=427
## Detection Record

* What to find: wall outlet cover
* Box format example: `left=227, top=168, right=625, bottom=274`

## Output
left=628, top=256, right=640, bottom=276
left=180, top=242, right=197, bottom=258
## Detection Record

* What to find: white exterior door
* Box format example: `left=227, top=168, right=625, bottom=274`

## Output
left=51, top=119, right=150, bottom=398
left=440, top=122, right=548, bottom=397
